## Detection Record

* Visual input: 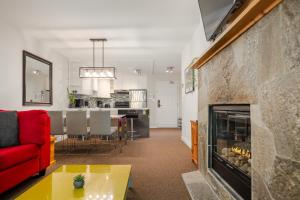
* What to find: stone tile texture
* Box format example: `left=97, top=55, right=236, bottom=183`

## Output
left=197, top=0, right=300, bottom=199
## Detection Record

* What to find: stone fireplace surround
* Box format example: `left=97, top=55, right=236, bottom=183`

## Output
left=196, top=0, right=300, bottom=199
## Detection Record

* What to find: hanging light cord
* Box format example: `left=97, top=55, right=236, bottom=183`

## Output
left=102, top=40, right=105, bottom=67
left=90, top=38, right=106, bottom=68
left=92, top=40, right=95, bottom=68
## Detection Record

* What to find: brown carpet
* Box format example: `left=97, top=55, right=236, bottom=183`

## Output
left=1, top=128, right=196, bottom=200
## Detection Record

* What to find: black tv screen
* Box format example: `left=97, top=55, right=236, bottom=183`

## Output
left=198, top=0, right=241, bottom=41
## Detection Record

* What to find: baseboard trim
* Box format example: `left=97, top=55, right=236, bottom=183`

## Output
left=181, top=136, right=191, bottom=149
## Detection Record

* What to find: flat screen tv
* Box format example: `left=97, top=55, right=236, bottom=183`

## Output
left=198, top=0, right=243, bottom=41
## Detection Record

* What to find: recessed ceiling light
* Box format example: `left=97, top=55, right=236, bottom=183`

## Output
left=133, top=69, right=142, bottom=76
left=166, top=66, right=175, bottom=73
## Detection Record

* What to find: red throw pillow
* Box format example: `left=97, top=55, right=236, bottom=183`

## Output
left=17, top=110, right=50, bottom=145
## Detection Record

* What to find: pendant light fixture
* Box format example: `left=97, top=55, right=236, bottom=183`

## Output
left=79, top=38, right=116, bottom=79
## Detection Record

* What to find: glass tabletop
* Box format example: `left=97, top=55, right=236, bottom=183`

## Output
left=16, top=165, right=132, bottom=200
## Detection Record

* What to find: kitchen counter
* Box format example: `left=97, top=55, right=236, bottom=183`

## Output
left=65, top=107, right=149, bottom=111
left=100, top=108, right=149, bottom=110
left=66, top=108, right=149, bottom=115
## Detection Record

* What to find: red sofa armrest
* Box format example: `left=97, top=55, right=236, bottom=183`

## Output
left=17, top=110, right=50, bottom=145
left=17, top=110, right=50, bottom=170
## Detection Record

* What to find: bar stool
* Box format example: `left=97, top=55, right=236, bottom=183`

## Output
left=126, top=114, right=138, bottom=141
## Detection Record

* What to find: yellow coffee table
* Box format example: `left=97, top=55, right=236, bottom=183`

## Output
left=16, top=165, right=132, bottom=200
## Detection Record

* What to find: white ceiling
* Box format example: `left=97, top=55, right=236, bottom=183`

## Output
left=0, top=0, right=201, bottom=74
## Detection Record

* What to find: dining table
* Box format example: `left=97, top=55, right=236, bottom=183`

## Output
left=61, top=112, right=127, bottom=152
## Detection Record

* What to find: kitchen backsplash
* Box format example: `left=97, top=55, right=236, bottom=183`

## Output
left=74, top=89, right=147, bottom=108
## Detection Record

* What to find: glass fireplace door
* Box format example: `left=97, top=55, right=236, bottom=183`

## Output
left=210, top=105, right=251, bottom=200
left=213, top=111, right=251, bottom=176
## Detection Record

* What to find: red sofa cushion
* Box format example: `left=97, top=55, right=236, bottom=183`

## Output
left=17, top=110, right=50, bottom=145
left=0, top=158, right=39, bottom=194
left=0, top=144, right=39, bottom=171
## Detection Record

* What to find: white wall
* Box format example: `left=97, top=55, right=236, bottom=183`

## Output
left=0, top=20, right=69, bottom=110
left=181, top=25, right=210, bottom=148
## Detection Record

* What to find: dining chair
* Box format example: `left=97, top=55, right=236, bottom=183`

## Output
left=90, top=111, right=118, bottom=147
left=48, top=111, right=65, bottom=150
left=66, top=111, right=88, bottom=150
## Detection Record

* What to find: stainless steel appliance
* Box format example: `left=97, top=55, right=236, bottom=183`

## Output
left=113, top=90, right=130, bottom=108
left=75, top=99, right=84, bottom=108
left=97, top=100, right=103, bottom=108
left=115, top=101, right=129, bottom=108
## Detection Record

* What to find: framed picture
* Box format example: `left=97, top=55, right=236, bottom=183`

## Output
left=185, top=67, right=195, bottom=93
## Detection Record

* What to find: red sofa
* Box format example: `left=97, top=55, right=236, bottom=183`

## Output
left=0, top=110, right=50, bottom=194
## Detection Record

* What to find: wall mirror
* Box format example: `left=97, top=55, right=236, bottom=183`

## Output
left=23, top=50, right=52, bottom=105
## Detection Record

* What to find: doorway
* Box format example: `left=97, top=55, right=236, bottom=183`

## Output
left=155, top=81, right=178, bottom=127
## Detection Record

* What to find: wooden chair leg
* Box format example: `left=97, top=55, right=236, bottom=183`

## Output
left=61, top=135, right=63, bottom=150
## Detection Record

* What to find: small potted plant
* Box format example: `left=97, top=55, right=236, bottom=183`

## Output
left=67, top=88, right=76, bottom=108
left=73, top=174, right=85, bottom=189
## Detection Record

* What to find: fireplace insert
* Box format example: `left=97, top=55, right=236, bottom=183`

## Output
left=209, top=105, right=251, bottom=200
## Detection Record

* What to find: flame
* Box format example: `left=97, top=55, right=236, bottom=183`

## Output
left=231, top=147, right=251, bottom=159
